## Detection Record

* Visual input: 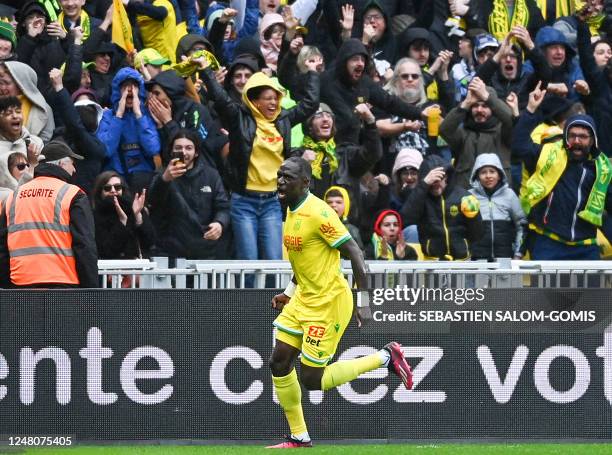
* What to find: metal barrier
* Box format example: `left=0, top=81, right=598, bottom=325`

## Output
left=97, top=258, right=612, bottom=289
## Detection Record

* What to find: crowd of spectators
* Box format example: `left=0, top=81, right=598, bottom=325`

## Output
left=0, top=0, right=611, bottom=270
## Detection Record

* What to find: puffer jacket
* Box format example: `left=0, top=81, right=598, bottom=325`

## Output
left=469, top=153, right=526, bottom=259
left=200, top=68, right=319, bottom=194
left=401, top=155, right=483, bottom=260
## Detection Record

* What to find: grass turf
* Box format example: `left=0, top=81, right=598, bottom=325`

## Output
left=25, top=444, right=612, bottom=454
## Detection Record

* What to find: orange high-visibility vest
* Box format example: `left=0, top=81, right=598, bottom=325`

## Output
left=4, top=176, right=81, bottom=286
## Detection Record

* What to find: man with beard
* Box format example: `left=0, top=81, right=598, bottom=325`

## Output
left=320, top=38, right=425, bottom=145
left=475, top=26, right=551, bottom=106
left=512, top=83, right=612, bottom=260
left=439, top=77, right=513, bottom=189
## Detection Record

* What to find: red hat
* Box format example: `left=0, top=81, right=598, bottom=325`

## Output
left=373, top=209, right=403, bottom=236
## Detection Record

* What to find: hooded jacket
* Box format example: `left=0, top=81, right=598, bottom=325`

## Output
left=475, top=44, right=551, bottom=106
left=149, top=70, right=227, bottom=168
left=391, top=147, right=423, bottom=207
left=259, top=13, right=285, bottom=72
left=512, top=112, right=612, bottom=243
left=320, top=39, right=421, bottom=144
left=148, top=156, right=231, bottom=259
left=97, top=68, right=161, bottom=178
left=200, top=67, right=319, bottom=194
left=439, top=87, right=514, bottom=189
left=225, top=54, right=260, bottom=102
left=522, top=26, right=585, bottom=100
left=0, top=163, right=98, bottom=288
left=4, top=61, right=55, bottom=142
left=354, top=0, right=397, bottom=67
left=469, top=153, right=526, bottom=259
left=323, top=185, right=364, bottom=250
left=15, top=1, right=67, bottom=96
left=401, top=155, right=483, bottom=260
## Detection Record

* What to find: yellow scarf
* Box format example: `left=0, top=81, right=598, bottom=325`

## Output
left=371, top=233, right=394, bottom=260
left=59, top=10, right=91, bottom=41
left=489, top=0, right=530, bottom=43
left=536, top=0, right=576, bottom=20
left=521, top=139, right=612, bottom=227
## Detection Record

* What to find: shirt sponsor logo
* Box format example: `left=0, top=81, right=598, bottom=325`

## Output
left=284, top=235, right=303, bottom=252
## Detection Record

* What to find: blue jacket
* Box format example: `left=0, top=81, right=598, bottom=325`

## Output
left=511, top=113, right=612, bottom=243
left=522, top=26, right=584, bottom=101
left=97, top=68, right=161, bottom=177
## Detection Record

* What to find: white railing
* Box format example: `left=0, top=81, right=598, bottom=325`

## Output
left=97, top=258, right=612, bottom=289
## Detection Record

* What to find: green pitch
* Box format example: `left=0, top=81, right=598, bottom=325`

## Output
left=25, top=444, right=612, bottom=454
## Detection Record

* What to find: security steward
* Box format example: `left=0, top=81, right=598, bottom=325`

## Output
left=0, top=141, right=98, bottom=288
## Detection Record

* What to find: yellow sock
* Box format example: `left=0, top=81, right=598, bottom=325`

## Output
left=321, top=353, right=383, bottom=391
left=272, top=369, right=307, bottom=435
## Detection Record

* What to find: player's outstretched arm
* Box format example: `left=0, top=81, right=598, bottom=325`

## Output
left=338, top=239, right=372, bottom=327
left=272, top=276, right=297, bottom=311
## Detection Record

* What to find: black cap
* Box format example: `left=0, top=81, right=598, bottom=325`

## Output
left=41, top=141, right=84, bottom=162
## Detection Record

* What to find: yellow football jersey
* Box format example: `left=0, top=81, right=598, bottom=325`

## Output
left=284, top=193, right=352, bottom=308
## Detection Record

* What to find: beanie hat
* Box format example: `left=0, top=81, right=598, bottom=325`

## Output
left=373, top=209, right=403, bottom=236
left=0, top=21, right=16, bottom=50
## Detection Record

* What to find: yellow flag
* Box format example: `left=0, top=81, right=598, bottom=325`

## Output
left=112, top=0, right=134, bottom=53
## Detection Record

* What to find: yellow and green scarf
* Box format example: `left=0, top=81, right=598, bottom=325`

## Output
left=371, top=233, right=394, bottom=260
left=302, top=135, right=338, bottom=180
left=521, top=139, right=612, bottom=227
left=59, top=10, right=91, bottom=41
left=489, top=0, right=530, bottom=43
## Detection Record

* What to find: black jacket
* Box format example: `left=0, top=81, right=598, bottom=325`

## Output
left=320, top=39, right=422, bottom=144
left=50, top=88, right=106, bottom=194
left=94, top=196, right=156, bottom=259
left=148, top=157, right=231, bottom=259
left=151, top=70, right=228, bottom=170
left=0, top=164, right=99, bottom=287
left=401, top=155, right=483, bottom=260
left=200, top=67, right=320, bottom=194
left=577, top=21, right=612, bottom=157
left=475, top=45, right=551, bottom=108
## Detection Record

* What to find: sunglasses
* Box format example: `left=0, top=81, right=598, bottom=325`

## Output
left=103, top=184, right=123, bottom=192
left=14, top=163, right=29, bottom=171
left=400, top=73, right=420, bottom=81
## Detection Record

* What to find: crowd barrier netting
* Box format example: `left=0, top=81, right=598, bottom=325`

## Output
left=0, top=289, right=611, bottom=441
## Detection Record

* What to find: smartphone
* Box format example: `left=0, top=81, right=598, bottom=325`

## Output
left=171, top=151, right=184, bottom=164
